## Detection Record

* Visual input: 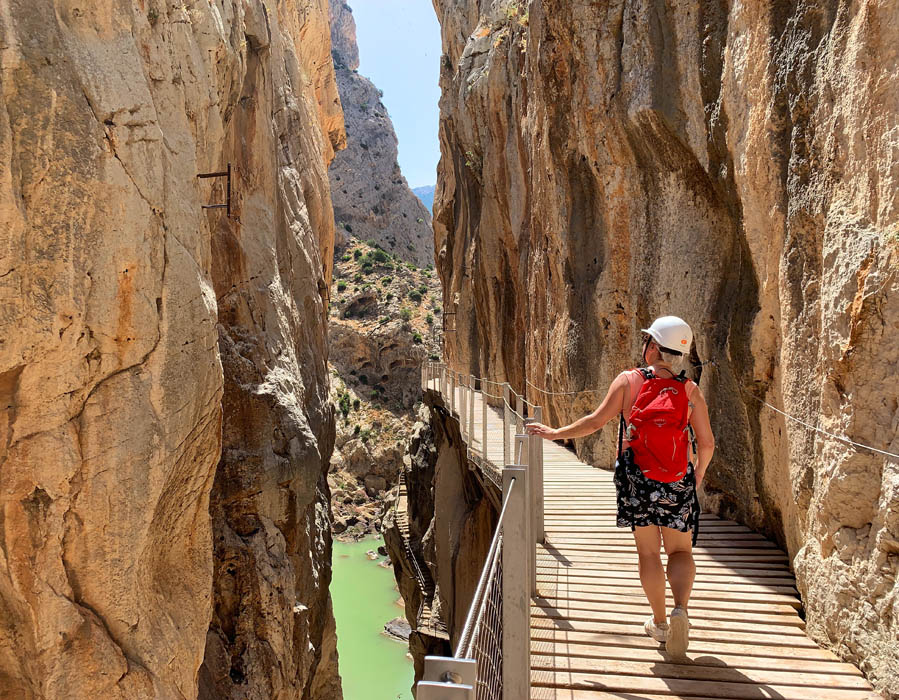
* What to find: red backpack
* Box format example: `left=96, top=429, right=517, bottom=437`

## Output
left=619, top=368, right=694, bottom=482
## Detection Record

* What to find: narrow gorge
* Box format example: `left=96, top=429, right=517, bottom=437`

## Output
left=386, top=0, right=898, bottom=698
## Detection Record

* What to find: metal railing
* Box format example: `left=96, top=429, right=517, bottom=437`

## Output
left=416, top=361, right=543, bottom=699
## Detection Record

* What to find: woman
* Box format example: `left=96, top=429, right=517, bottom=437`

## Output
left=525, top=316, right=715, bottom=656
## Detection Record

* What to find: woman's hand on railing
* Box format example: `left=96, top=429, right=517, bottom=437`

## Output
left=525, top=422, right=557, bottom=439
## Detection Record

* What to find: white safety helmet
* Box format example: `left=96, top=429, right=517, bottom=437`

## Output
left=641, top=316, right=693, bottom=355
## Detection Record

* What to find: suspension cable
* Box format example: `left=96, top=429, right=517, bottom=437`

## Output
left=745, top=391, right=899, bottom=461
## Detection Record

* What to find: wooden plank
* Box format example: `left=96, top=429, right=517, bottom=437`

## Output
left=536, top=583, right=801, bottom=607
left=530, top=654, right=873, bottom=689
left=536, top=561, right=793, bottom=576
left=528, top=640, right=861, bottom=675
left=529, top=671, right=877, bottom=699
left=534, top=593, right=800, bottom=617
left=530, top=627, right=844, bottom=661
left=530, top=618, right=818, bottom=648
left=531, top=605, right=807, bottom=633
left=535, top=569, right=798, bottom=587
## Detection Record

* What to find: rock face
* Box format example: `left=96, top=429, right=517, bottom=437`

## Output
left=0, top=2, right=343, bottom=698
left=432, top=0, right=898, bottom=695
left=327, top=0, right=434, bottom=266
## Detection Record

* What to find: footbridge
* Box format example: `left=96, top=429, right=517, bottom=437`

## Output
left=413, top=362, right=880, bottom=700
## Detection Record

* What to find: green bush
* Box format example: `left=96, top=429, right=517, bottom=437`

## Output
left=338, top=393, right=351, bottom=417
left=354, top=272, right=364, bottom=283
left=418, top=284, right=428, bottom=294
left=337, top=280, right=347, bottom=292
left=381, top=276, right=393, bottom=286
left=360, top=428, right=372, bottom=443
left=412, top=332, right=423, bottom=344
left=353, top=249, right=362, bottom=260
left=353, top=424, right=361, bottom=436
left=385, top=292, right=394, bottom=302
left=408, top=290, right=423, bottom=303
left=426, top=313, right=434, bottom=325
left=341, top=254, right=351, bottom=262
left=361, top=260, right=374, bottom=271
left=434, top=306, right=442, bottom=315
left=352, top=398, right=361, bottom=410
left=373, top=249, right=389, bottom=263
left=400, top=307, right=412, bottom=322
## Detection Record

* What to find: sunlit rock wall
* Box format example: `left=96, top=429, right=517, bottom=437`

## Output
left=432, top=0, right=898, bottom=694
left=0, top=1, right=344, bottom=698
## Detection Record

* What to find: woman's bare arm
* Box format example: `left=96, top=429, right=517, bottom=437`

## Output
left=525, top=374, right=628, bottom=441
left=690, top=387, right=715, bottom=485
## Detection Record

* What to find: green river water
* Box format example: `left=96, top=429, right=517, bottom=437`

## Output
left=331, top=537, right=414, bottom=700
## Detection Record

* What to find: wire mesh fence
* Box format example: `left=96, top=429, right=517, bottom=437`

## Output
left=469, top=533, right=503, bottom=700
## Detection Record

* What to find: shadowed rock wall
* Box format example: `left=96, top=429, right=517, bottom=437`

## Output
left=0, top=1, right=344, bottom=698
left=432, top=0, right=898, bottom=695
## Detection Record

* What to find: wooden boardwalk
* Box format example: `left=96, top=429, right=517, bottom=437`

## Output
left=436, top=378, right=880, bottom=700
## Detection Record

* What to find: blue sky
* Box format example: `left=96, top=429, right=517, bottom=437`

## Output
left=350, top=1, right=442, bottom=189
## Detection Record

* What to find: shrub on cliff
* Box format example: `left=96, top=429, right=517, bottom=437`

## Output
left=337, top=280, right=347, bottom=292
left=408, top=290, right=422, bottom=303
left=400, top=307, right=413, bottom=321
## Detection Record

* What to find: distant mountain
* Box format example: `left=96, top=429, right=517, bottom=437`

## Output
left=412, top=185, right=435, bottom=213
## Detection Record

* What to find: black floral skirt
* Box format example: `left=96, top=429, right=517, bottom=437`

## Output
left=614, top=448, right=700, bottom=544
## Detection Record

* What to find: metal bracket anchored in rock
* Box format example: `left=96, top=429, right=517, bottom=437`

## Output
left=197, top=163, right=232, bottom=218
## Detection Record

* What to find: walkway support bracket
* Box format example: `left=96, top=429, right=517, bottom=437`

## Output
left=419, top=656, right=476, bottom=699
left=197, top=162, right=231, bottom=218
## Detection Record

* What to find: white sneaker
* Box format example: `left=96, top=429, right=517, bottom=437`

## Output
left=644, top=617, right=668, bottom=643
left=667, top=606, right=690, bottom=656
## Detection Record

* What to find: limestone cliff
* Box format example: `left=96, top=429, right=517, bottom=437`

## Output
left=0, top=1, right=343, bottom=698
left=432, top=0, right=898, bottom=695
left=327, top=0, right=434, bottom=267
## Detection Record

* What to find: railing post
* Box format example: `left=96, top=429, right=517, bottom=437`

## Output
left=502, top=465, right=530, bottom=700
left=515, top=393, right=524, bottom=434
left=532, top=406, right=544, bottom=545
left=450, top=371, right=457, bottom=415
left=418, top=657, right=476, bottom=699
left=459, top=374, right=467, bottom=441
left=502, top=383, right=511, bottom=466
left=481, top=382, right=488, bottom=462
left=513, top=434, right=535, bottom=596
left=468, top=375, right=475, bottom=447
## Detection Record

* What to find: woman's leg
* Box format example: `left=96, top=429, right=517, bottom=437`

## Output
left=632, top=526, right=666, bottom=623
left=660, top=527, right=695, bottom=608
